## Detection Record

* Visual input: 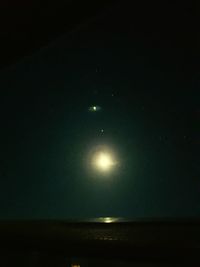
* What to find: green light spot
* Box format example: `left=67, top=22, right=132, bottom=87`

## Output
left=88, top=105, right=101, bottom=112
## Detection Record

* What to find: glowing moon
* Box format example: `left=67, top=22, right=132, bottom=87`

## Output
left=92, top=150, right=116, bottom=172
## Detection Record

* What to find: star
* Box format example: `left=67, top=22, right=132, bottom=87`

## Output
left=88, top=105, right=101, bottom=112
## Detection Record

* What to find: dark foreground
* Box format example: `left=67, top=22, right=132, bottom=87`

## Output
left=0, top=219, right=200, bottom=266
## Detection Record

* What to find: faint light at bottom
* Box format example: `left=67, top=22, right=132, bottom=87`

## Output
left=99, top=217, right=120, bottom=223
left=104, top=217, right=115, bottom=223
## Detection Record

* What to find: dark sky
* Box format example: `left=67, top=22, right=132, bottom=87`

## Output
left=0, top=1, right=198, bottom=219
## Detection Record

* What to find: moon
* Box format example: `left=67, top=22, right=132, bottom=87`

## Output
left=95, top=152, right=114, bottom=171
left=90, top=148, right=117, bottom=173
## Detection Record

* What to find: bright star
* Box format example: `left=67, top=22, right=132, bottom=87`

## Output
left=88, top=105, right=101, bottom=112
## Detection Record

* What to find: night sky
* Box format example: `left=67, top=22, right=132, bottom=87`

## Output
left=0, top=2, right=198, bottom=219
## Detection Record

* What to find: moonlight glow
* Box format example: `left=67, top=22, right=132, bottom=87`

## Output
left=95, top=152, right=113, bottom=171
left=91, top=150, right=116, bottom=173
